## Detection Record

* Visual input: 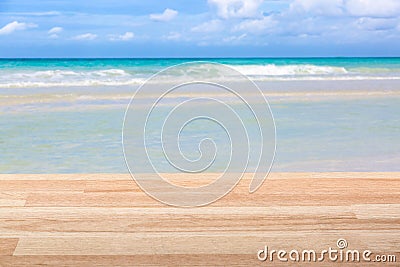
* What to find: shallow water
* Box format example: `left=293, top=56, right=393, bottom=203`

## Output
left=1, top=58, right=399, bottom=173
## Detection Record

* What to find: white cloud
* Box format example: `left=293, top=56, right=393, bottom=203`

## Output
left=290, top=0, right=344, bottom=16
left=165, top=31, right=181, bottom=40
left=290, top=0, right=400, bottom=17
left=150, top=8, right=178, bottom=22
left=109, top=31, right=134, bottom=41
left=72, top=33, right=97, bottom=40
left=223, top=33, right=247, bottom=42
left=1, top=11, right=61, bottom=16
left=233, top=16, right=276, bottom=33
left=208, top=0, right=263, bottom=19
left=119, top=32, right=134, bottom=40
left=48, top=27, right=63, bottom=34
left=346, top=0, right=400, bottom=17
left=0, top=21, right=37, bottom=35
left=191, top=20, right=223, bottom=33
left=29, top=11, right=61, bottom=16
left=355, top=17, right=398, bottom=31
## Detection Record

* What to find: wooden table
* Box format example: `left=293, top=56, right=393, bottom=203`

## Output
left=0, top=173, right=399, bottom=266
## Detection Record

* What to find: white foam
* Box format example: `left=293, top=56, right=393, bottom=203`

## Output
left=0, top=69, right=144, bottom=88
left=1, top=64, right=400, bottom=89
left=0, top=79, right=146, bottom=88
left=8, top=69, right=129, bottom=79
left=229, top=64, right=348, bottom=76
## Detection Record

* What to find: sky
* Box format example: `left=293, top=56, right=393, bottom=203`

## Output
left=0, top=0, right=400, bottom=58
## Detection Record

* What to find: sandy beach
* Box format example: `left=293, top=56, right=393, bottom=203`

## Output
left=0, top=172, right=398, bottom=265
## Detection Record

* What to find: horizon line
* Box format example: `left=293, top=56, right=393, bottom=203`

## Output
left=1, top=56, right=400, bottom=60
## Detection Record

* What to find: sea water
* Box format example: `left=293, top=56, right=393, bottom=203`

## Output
left=0, top=58, right=399, bottom=173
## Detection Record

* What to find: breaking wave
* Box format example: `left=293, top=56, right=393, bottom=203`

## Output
left=229, top=64, right=348, bottom=76
left=1, top=64, right=399, bottom=88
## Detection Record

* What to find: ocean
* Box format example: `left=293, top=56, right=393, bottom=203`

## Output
left=0, top=58, right=399, bottom=173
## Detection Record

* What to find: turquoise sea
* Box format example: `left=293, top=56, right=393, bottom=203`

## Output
left=0, top=58, right=399, bottom=173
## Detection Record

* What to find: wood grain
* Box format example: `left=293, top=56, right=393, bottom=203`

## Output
left=0, top=173, right=399, bottom=266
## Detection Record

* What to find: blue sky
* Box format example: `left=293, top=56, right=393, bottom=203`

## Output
left=0, top=0, right=400, bottom=57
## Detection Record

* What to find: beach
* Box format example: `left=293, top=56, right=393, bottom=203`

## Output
left=1, top=58, right=400, bottom=173
left=0, top=172, right=399, bottom=265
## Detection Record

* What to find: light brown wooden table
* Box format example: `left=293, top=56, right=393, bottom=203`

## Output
left=0, top=173, right=399, bottom=266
